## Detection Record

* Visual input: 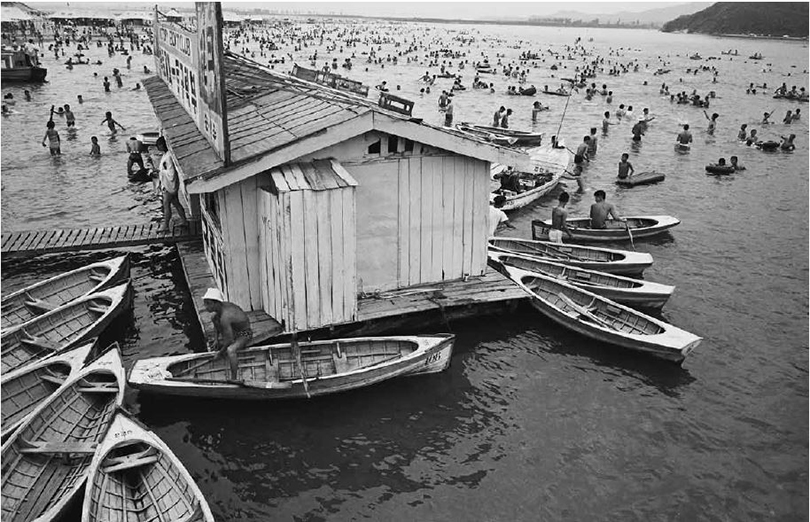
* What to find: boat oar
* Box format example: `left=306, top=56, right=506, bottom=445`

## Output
left=558, top=293, right=613, bottom=330
left=625, top=221, right=636, bottom=250
left=292, top=332, right=310, bottom=399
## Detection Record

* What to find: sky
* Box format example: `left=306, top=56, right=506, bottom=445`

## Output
left=33, top=1, right=698, bottom=19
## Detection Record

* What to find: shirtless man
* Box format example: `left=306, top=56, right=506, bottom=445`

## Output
left=617, top=153, right=634, bottom=179
left=677, top=124, right=693, bottom=146
left=203, top=288, right=253, bottom=382
left=590, top=190, right=624, bottom=229
left=550, top=192, right=574, bottom=243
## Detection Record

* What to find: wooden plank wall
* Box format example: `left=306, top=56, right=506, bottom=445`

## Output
left=258, top=172, right=357, bottom=333
left=351, top=154, right=490, bottom=293
left=216, top=177, right=262, bottom=311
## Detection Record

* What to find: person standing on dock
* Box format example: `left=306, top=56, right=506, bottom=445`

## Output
left=156, top=137, right=188, bottom=232
left=203, top=288, right=253, bottom=383
left=126, top=135, right=145, bottom=175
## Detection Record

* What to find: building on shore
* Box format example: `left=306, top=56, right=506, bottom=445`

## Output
left=144, top=4, right=530, bottom=337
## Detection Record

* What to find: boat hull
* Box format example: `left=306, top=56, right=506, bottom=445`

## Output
left=503, top=266, right=701, bottom=363
left=488, top=252, right=674, bottom=309
left=129, top=335, right=455, bottom=400
left=0, top=283, right=132, bottom=375
left=1, top=340, right=96, bottom=440
left=532, top=215, right=680, bottom=242
left=491, top=144, right=570, bottom=211
left=1, top=255, right=130, bottom=332
left=0, top=345, right=125, bottom=522
left=1, top=67, right=47, bottom=82
left=81, top=410, right=214, bottom=522
left=489, top=238, right=653, bottom=276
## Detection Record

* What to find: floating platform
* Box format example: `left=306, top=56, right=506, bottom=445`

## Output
left=1, top=221, right=202, bottom=257
left=176, top=240, right=527, bottom=346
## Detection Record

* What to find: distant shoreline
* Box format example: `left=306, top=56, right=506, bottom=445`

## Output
left=714, top=33, right=808, bottom=42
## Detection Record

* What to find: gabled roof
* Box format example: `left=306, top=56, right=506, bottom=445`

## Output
left=144, top=52, right=530, bottom=194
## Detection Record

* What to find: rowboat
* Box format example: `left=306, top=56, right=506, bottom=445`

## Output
left=531, top=215, right=680, bottom=242
left=488, top=238, right=653, bottom=275
left=1, top=283, right=132, bottom=375
left=490, top=144, right=571, bottom=211
left=488, top=251, right=674, bottom=309
left=456, top=122, right=544, bottom=147
left=502, top=265, right=702, bottom=363
left=129, top=335, right=455, bottom=400
left=616, top=171, right=666, bottom=187
left=1, top=340, right=96, bottom=440
left=82, top=409, right=214, bottom=522
left=1, top=255, right=130, bottom=332
left=1, top=344, right=125, bottom=522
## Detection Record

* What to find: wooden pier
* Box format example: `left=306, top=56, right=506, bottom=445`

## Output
left=1, top=220, right=202, bottom=257
left=176, top=239, right=527, bottom=346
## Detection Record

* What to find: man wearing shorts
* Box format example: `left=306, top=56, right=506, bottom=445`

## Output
left=203, top=288, right=253, bottom=382
left=550, top=192, right=574, bottom=243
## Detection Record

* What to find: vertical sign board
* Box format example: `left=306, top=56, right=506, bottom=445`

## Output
left=153, top=4, right=230, bottom=164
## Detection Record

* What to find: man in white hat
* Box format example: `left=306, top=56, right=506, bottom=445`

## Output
left=203, top=288, right=252, bottom=382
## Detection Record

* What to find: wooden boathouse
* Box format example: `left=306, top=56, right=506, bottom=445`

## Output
left=145, top=4, right=531, bottom=340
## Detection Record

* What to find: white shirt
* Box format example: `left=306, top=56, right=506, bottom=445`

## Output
left=489, top=206, right=509, bottom=236
left=159, top=150, right=179, bottom=194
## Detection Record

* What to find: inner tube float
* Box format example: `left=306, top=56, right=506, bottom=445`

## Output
left=756, top=140, right=780, bottom=151
left=705, top=164, right=735, bottom=175
left=128, top=167, right=153, bottom=183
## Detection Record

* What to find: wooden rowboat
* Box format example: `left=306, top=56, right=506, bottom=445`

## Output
left=82, top=409, right=214, bottom=522
left=129, top=335, right=455, bottom=400
left=1, top=344, right=125, bottom=522
left=457, top=122, right=544, bottom=146
left=502, top=265, right=702, bottom=363
left=490, top=144, right=571, bottom=211
left=488, top=251, right=674, bottom=309
left=2, top=255, right=130, bottom=332
left=1, top=340, right=96, bottom=440
left=532, top=215, right=680, bottom=242
left=488, top=238, right=653, bottom=276
left=616, top=171, right=666, bottom=187
left=1, top=283, right=131, bottom=376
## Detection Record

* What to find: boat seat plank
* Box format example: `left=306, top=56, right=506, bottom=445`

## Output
left=20, top=335, right=60, bottom=352
left=86, top=305, right=108, bottom=314
left=77, top=385, right=120, bottom=393
left=24, top=296, right=57, bottom=312
left=40, top=374, right=67, bottom=385
left=18, top=439, right=98, bottom=454
left=101, top=454, right=160, bottom=473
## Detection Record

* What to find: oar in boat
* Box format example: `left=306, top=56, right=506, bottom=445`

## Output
left=558, top=293, right=614, bottom=330
left=292, top=332, right=310, bottom=398
left=510, top=242, right=571, bottom=261
left=625, top=221, right=636, bottom=250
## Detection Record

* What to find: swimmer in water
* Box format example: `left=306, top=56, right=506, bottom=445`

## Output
left=737, top=124, right=748, bottom=141
left=762, top=111, right=773, bottom=125
left=90, top=136, right=101, bottom=156
left=100, top=111, right=125, bottom=133
left=703, top=110, right=719, bottom=134
left=730, top=156, right=745, bottom=171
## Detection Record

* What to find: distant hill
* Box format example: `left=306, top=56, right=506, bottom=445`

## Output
left=551, top=3, right=711, bottom=26
left=661, top=2, right=809, bottom=37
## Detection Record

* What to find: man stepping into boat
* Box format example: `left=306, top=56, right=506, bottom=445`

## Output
left=550, top=192, right=574, bottom=244
left=590, top=190, right=625, bottom=229
left=203, top=288, right=252, bottom=382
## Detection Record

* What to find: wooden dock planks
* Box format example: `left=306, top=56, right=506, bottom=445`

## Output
left=1, top=221, right=202, bottom=257
left=176, top=241, right=283, bottom=347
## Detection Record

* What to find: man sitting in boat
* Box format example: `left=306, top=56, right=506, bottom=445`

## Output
left=590, top=190, right=624, bottom=229
left=497, top=167, right=523, bottom=194
left=203, top=288, right=253, bottom=383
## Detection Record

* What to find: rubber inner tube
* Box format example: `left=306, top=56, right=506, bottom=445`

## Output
left=757, top=141, right=779, bottom=150
left=705, top=164, right=735, bottom=174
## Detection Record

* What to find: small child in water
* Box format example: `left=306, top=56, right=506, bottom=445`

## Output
left=617, top=153, right=635, bottom=179
left=100, top=111, right=125, bottom=133
left=42, top=120, right=61, bottom=155
left=730, top=156, right=745, bottom=171
left=90, top=136, right=101, bottom=156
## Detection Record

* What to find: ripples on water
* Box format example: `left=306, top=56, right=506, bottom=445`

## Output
left=1, top=23, right=808, bottom=521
